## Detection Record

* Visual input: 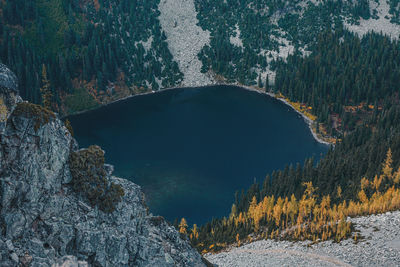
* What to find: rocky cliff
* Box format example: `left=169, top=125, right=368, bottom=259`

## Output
left=0, top=63, right=205, bottom=266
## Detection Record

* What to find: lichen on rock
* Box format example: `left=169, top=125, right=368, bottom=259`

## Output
left=12, top=102, right=56, bottom=131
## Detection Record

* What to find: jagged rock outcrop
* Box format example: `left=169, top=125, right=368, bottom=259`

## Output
left=0, top=63, right=21, bottom=130
left=0, top=65, right=205, bottom=266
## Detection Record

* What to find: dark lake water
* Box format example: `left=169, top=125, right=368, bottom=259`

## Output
left=69, top=85, right=328, bottom=225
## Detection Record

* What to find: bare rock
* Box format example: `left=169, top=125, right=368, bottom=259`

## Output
left=0, top=63, right=21, bottom=130
left=0, top=65, right=205, bottom=266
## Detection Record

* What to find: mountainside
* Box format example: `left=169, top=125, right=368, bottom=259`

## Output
left=1, top=0, right=400, bottom=265
left=1, top=0, right=399, bottom=115
left=0, top=0, right=184, bottom=114
left=0, top=63, right=205, bottom=266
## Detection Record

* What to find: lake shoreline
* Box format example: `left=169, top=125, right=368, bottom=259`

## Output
left=66, top=83, right=333, bottom=146
left=69, top=84, right=329, bottom=224
left=229, top=84, right=333, bottom=146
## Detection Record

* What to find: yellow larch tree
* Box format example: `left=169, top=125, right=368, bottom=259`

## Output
left=393, top=167, right=400, bottom=184
left=179, top=218, right=188, bottom=234
left=272, top=197, right=284, bottom=227
left=382, top=148, right=393, bottom=178
left=287, top=194, right=298, bottom=224
left=336, top=185, right=342, bottom=198
left=248, top=196, right=258, bottom=220
left=191, top=224, right=199, bottom=240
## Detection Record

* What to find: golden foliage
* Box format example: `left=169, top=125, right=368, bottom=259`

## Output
left=336, top=186, right=342, bottom=198
left=13, top=102, right=56, bottom=131
left=382, top=148, right=393, bottom=178
left=64, top=119, right=74, bottom=136
left=190, top=224, right=199, bottom=240
left=0, top=97, right=8, bottom=122
left=236, top=233, right=241, bottom=247
left=241, top=149, right=400, bottom=243
left=276, top=93, right=317, bottom=121
left=199, top=148, right=400, bottom=254
left=179, top=218, right=188, bottom=234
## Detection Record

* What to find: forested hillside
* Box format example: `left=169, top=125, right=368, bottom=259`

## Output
left=195, top=0, right=374, bottom=84
left=1, top=0, right=399, bottom=116
left=181, top=22, right=400, bottom=253
left=0, top=0, right=182, bottom=114
left=189, top=150, right=400, bottom=253
left=273, top=30, right=400, bottom=136
left=1, top=0, right=400, bottom=253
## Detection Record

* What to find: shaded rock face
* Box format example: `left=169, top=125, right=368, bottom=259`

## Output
left=0, top=64, right=18, bottom=93
left=0, top=66, right=205, bottom=266
left=0, top=64, right=21, bottom=130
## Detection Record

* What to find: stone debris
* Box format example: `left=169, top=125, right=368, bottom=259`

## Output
left=230, top=24, right=244, bottom=48
left=53, top=256, right=88, bottom=267
left=158, top=0, right=214, bottom=87
left=344, top=0, right=400, bottom=39
left=206, top=211, right=400, bottom=266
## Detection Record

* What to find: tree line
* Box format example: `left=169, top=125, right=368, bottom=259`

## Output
left=195, top=0, right=374, bottom=85
left=182, top=148, right=400, bottom=253
left=178, top=28, right=400, bottom=253
left=0, top=0, right=182, bottom=114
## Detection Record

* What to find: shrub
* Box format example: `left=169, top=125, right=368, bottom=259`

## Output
left=64, top=119, right=74, bottom=136
left=69, top=145, right=124, bottom=213
left=12, top=102, right=55, bottom=131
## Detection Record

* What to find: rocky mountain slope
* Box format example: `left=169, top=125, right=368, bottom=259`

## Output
left=0, top=63, right=205, bottom=266
left=158, top=0, right=214, bottom=87
left=206, top=211, right=400, bottom=266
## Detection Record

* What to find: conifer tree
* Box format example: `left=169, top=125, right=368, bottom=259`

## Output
left=40, top=64, right=53, bottom=110
left=191, top=224, right=199, bottom=240
left=179, top=218, right=188, bottom=234
left=265, top=74, right=269, bottom=92
left=382, top=148, right=393, bottom=179
left=258, top=73, right=263, bottom=88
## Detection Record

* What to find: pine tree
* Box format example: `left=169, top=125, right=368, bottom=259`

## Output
left=258, top=73, right=263, bottom=88
left=265, top=74, right=269, bottom=92
left=40, top=64, right=53, bottom=110
left=382, top=148, right=393, bottom=179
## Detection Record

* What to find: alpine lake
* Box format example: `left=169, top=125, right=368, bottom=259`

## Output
left=69, top=85, right=329, bottom=225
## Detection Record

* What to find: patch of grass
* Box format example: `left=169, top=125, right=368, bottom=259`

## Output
left=65, top=87, right=99, bottom=114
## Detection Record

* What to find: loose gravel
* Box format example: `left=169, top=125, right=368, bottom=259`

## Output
left=345, top=0, right=400, bottom=39
left=206, top=211, right=400, bottom=267
left=158, top=0, right=214, bottom=87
